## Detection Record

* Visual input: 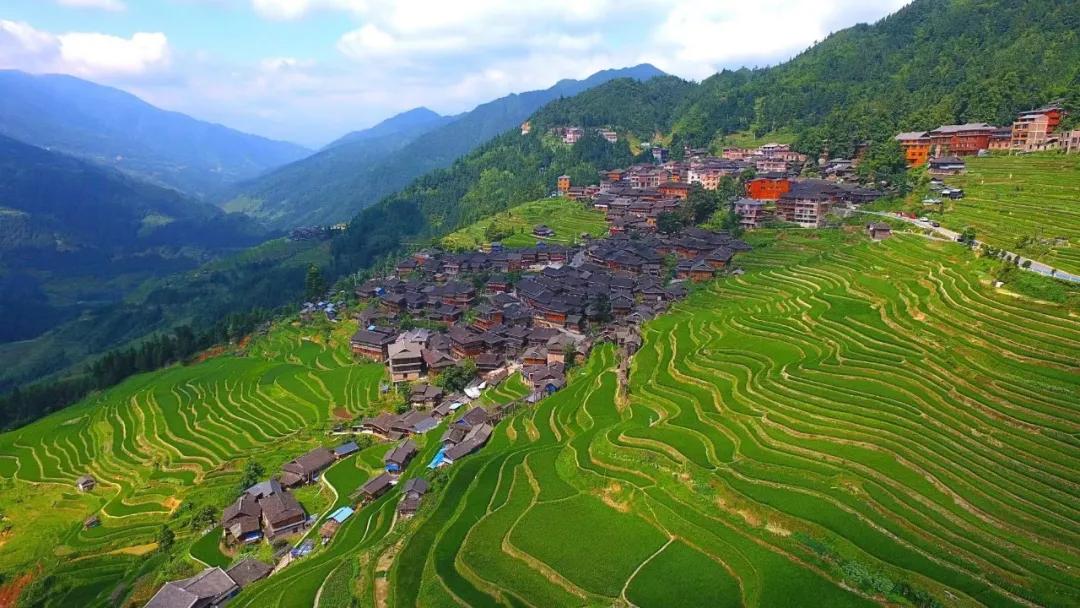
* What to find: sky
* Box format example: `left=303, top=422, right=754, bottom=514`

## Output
left=0, top=0, right=910, bottom=148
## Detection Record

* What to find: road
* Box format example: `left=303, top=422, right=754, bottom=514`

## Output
left=858, top=210, right=1080, bottom=284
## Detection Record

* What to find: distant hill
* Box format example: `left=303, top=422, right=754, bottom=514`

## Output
left=323, top=107, right=454, bottom=149
left=0, top=70, right=311, bottom=197
left=0, top=134, right=266, bottom=344
left=221, top=64, right=666, bottom=229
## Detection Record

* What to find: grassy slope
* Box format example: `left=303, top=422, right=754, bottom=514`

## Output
left=0, top=316, right=388, bottom=606
left=939, top=154, right=1080, bottom=275
left=440, top=197, right=607, bottom=250
left=3, top=204, right=1078, bottom=607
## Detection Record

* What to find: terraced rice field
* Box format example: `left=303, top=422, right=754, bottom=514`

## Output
left=441, top=198, right=607, bottom=250
left=0, top=322, right=386, bottom=606
left=942, top=154, right=1080, bottom=274
left=256, top=231, right=1077, bottom=608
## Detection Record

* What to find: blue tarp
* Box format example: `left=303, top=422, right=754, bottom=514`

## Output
left=427, top=448, right=447, bottom=469
left=328, top=506, right=354, bottom=523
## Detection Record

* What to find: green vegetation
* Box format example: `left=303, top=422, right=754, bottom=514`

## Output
left=440, top=198, right=607, bottom=250
left=671, top=0, right=1080, bottom=158
left=0, top=318, right=387, bottom=606
left=273, top=231, right=1075, bottom=608
left=941, top=154, right=1080, bottom=275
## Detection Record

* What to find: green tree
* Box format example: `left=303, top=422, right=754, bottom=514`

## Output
left=237, top=460, right=265, bottom=494
left=434, top=359, right=477, bottom=393
left=656, top=212, right=683, bottom=234
left=304, top=264, right=327, bottom=301
left=157, top=525, right=176, bottom=552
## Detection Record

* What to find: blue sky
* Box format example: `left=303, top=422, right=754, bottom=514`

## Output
left=1, top=0, right=909, bottom=147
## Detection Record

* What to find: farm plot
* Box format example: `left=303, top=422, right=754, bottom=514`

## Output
left=441, top=198, right=607, bottom=250
left=941, top=154, right=1080, bottom=274
left=367, top=232, right=1078, bottom=608
left=0, top=319, right=386, bottom=604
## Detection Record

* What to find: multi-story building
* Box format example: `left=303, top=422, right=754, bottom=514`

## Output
left=988, top=127, right=1012, bottom=150
left=1011, top=103, right=1064, bottom=151
left=733, top=198, right=769, bottom=230
left=387, top=340, right=425, bottom=383
left=928, top=123, right=995, bottom=156
left=775, top=182, right=838, bottom=228
left=747, top=176, right=791, bottom=200
left=557, top=175, right=570, bottom=194
left=895, top=131, right=931, bottom=167
left=1065, top=129, right=1080, bottom=155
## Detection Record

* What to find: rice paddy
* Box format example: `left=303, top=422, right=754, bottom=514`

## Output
left=0, top=321, right=387, bottom=606
left=939, top=153, right=1080, bottom=274
left=2, top=219, right=1077, bottom=606
left=261, top=230, right=1076, bottom=608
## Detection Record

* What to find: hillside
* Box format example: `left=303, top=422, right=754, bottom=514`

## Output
left=222, top=64, right=666, bottom=229
left=3, top=230, right=1076, bottom=607
left=323, top=107, right=453, bottom=149
left=440, top=198, right=608, bottom=250
left=220, top=233, right=1080, bottom=608
left=0, top=134, right=267, bottom=345
left=329, top=75, right=695, bottom=271
left=670, top=0, right=1080, bottom=157
left=0, top=70, right=310, bottom=197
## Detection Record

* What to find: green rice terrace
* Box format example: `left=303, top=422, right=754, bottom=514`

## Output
left=933, top=154, right=1080, bottom=275
left=440, top=198, right=608, bottom=251
left=1, top=227, right=1078, bottom=607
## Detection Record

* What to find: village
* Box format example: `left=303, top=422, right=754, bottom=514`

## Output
left=140, top=99, right=1078, bottom=607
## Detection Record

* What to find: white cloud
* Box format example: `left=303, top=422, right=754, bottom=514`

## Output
left=250, top=0, right=365, bottom=20
left=646, top=0, right=911, bottom=78
left=0, top=20, right=170, bottom=78
left=56, top=0, right=126, bottom=11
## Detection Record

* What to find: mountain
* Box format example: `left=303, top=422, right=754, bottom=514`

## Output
left=669, top=0, right=1080, bottom=156
left=0, top=70, right=311, bottom=197
left=221, top=63, right=666, bottom=229
left=323, top=107, right=453, bottom=149
left=0, top=134, right=267, bottom=345
left=7, top=0, right=1078, bottom=412
left=220, top=108, right=455, bottom=226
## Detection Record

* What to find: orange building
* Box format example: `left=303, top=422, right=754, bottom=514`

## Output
left=658, top=181, right=689, bottom=199
left=928, top=123, right=995, bottom=156
left=746, top=177, right=791, bottom=201
left=894, top=131, right=930, bottom=167
left=557, top=175, right=570, bottom=194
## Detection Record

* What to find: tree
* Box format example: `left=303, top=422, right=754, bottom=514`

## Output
left=434, top=359, right=477, bottom=393
left=591, top=293, right=612, bottom=324
left=157, top=525, right=175, bottom=552
left=683, top=183, right=719, bottom=224
left=304, top=264, right=327, bottom=301
left=656, top=212, right=683, bottom=234
left=958, top=227, right=977, bottom=246
left=857, top=140, right=908, bottom=191
left=237, top=460, right=265, bottom=494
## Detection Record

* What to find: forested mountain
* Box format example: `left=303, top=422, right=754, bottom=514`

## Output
left=322, top=107, right=453, bottom=149
left=0, top=134, right=267, bottom=345
left=670, top=0, right=1080, bottom=157
left=6, top=0, right=1078, bottom=422
left=220, top=108, right=454, bottom=227
left=0, top=70, right=310, bottom=197
left=220, top=64, right=666, bottom=229
left=329, top=75, right=694, bottom=271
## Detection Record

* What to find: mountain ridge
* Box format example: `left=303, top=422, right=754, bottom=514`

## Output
left=0, top=70, right=311, bottom=198
left=221, top=63, right=666, bottom=229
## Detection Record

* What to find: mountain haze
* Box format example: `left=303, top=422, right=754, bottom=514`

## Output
left=323, top=107, right=453, bottom=149
left=0, top=70, right=311, bottom=197
left=0, top=134, right=266, bottom=343
left=221, top=63, right=666, bottom=229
